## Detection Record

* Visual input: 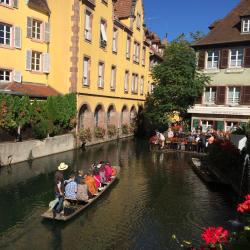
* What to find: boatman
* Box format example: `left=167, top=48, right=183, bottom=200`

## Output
left=53, top=162, right=69, bottom=218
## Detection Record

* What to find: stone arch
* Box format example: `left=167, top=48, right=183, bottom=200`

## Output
left=107, top=104, right=117, bottom=126
left=130, top=105, right=137, bottom=123
left=78, top=103, right=92, bottom=129
left=94, top=104, right=105, bottom=127
left=121, top=105, right=129, bottom=125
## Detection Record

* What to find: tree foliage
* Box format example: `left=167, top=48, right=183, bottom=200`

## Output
left=144, top=34, right=210, bottom=126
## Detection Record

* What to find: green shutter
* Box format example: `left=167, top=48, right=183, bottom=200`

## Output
left=193, top=119, right=199, bottom=128
left=216, top=121, right=224, bottom=130
left=240, top=122, right=247, bottom=128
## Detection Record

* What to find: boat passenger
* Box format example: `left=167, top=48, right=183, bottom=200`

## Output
left=104, top=162, right=112, bottom=182
left=65, top=174, right=77, bottom=200
left=156, top=131, right=165, bottom=149
left=75, top=170, right=84, bottom=184
left=99, top=164, right=106, bottom=185
left=76, top=178, right=89, bottom=203
left=85, top=171, right=98, bottom=196
left=93, top=169, right=102, bottom=190
left=53, top=162, right=68, bottom=217
left=111, top=167, right=117, bottom=177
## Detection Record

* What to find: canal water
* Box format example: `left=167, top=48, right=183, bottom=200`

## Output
left=0, top=138, right=238, bottom=250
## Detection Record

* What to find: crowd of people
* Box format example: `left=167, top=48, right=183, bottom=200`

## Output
left=52, top=161, right=117, bottom=218
left=149, top=124, right=227, bottom=153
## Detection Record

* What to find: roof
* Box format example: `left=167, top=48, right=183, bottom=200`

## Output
left=114, top=0, right=135, bottom=19
left=194, top=0, right=250, bottom=47
left=27, top=0, right=50, bottom=15
left=0, top=82, right=59, bottom=98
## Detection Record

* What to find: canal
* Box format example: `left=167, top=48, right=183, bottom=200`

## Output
left=0, top=138, right=237, bottom=250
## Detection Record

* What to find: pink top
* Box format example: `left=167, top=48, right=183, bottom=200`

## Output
left=93, top=174, right=101, bottom=188
left=105, top=165, right=112, bottom=182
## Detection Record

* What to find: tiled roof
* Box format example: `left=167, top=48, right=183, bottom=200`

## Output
left=28, top=0, right=50, bottom=15
left=194, top=0, right=250, bottom=47
left=114, top=0, right=134, bottom=19
left=0, top=83, right=59, bottom=98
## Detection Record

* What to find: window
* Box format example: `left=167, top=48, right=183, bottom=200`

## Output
left=124, top=71, right=129, bottom=92
left=136, top=13, right=141, bottom=29
left=228, top=87, right=240, bottom=105
left=140, top=76, right=144, bottom=95
left=98, top=62, right=104, bottom=88
left=204, top=87, right=216, bottom=104
left=0, top=23, right=11, bottom=46
left=27, top=17, right=50, bottom=42
left=201, top=120, right=213, bottom=132
left=229, top=48, right=244, bottom=68
left=142, top=47, right=146, bottom=66
left=31, top=51, right=42, bottom=71
left=0, top=69, right=11, bottom=82
left=132, top=74, right=138, bottom=93
left=133, top=42, right=140, bottom=63
left=84, top=10, right=92, bottom=41
left=112, top=27, right=118, bottom=53
left=226, top=121, right=238, bottom=132
left=206, top=51, right=219, bottom=69
left=100, top=20, right=107, bottom=48
left=83, top=57, right=90, bottom=86
left=0, top=0, right=10, bottom=5
left=126, top=36, right=131, bottom=59
left=242, top=18, right=250, bottom=33
left=32, top=19, right=42, bottom=40
left=110, top=65, right=116, bottom=90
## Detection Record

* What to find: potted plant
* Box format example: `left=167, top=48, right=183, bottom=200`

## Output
left=94, top=126, right=106, bottom=139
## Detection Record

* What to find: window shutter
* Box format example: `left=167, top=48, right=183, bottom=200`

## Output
left=241, top=86, right=250, bottom=105
left=244, top=47, right=250, bottom=68
left=83, top=59, right=88, bottom=86
left=42, top=53, right=50, bottom=73
left=14, top=26, right=21, bottom=49
left=220, top=49, right=229, bottom=69
left=193, top=119, right=199, bottom=129
left=197, top=51, right=205, bottom=69
left=216, top=121, right=224, bottom=131
left=13, top=70, right=22, bottom=83
left=13, top=0, right=18, bottom=8
left=27, top=17, right=32, bottom=38
left=25, top=50, right=32, bottom=70
left=44, top=22, right=50, bottom=43
left=216, top=86, right=226, bottom=105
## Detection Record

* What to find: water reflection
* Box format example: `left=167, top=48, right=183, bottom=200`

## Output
left=0, top=138, right=238, bottom=250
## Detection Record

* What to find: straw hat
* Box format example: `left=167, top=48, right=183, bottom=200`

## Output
left=58, top=162, right=69, bottom=171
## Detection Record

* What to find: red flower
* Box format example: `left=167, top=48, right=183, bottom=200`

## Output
left=237, top=194, right=250, bottom=213
left=201, top=227, right=229, bottom=246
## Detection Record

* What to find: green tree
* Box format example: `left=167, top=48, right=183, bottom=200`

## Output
left=144, top=34, right=210, bottom=126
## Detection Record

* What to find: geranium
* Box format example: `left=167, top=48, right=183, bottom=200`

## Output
left=237, top=194, right=250, bottom=213
left=201, top=227, right=229, bottom=247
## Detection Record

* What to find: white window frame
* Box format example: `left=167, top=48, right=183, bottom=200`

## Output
left=142, top=47, right=146, bottom=66
left=126, top=36, right=131, bottom=59
left=133, top=42, right=140, bottom=63
left=0, top=0, right=11, bottom=6
left=201, top=120, right=213, bottom=132
left=242, top=18, right=250, bottom=33
left=98, top=62, right=104, bottom=88
left=31, top=51, right=42, bottom=71
left=110, top=65, right=116, bottom=90
left=226, top=121, right=238, bottom=132
left=229, top=48, right=244, bottom=68
left=112, top=27, right=118, bottom=53
left=0, top=68, right=11, bottom=83
left=32, top=19, right=42, bottom=40
left=100, top=19, right=107, bottom=48
left=206, top=51, right=219, bottom=69
left=124, top=70, right=129, bottom=93
left=227, top=87, right=240, bottom=105
left=84, top=10, right=92, bottom=41
left=140, top=76, right=144, bottom=95
left=0, top=22, right=12, bottom=46
left=83, top=56, right=90, bottom=86
left=204, top=87, right=216, bottom=104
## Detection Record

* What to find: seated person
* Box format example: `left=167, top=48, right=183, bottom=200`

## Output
left=75, top=170, right=84, bottom=184
left=65, top=174, right=77, bottom=200
left=98, top=164, right=106, bottom=185
left=111, top=167, right=117, bottom=177
left=104, top=162, right=112, bottom=182
left=85, top=171, right=98, bottom=196
left=76, top=178, right=89, bottom=203
left=93, top=169, right=102, bottom=190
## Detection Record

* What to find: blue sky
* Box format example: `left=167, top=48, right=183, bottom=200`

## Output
left=143, top=0, right=239, bottom=41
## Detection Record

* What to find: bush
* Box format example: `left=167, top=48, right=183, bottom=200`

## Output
left=94, top=127, right=106, bottom=139
left=79, top=128, right=92, bottom=143
left=121, top=124, right=129, bottom=135
left=129, top=123, right=136, bottom=134
left=107, top=124, right=118, bottom=138
left=33, top=120, right=50, bottom=139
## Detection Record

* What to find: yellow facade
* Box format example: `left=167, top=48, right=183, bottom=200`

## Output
left=1, top=0, right=159, bottom=131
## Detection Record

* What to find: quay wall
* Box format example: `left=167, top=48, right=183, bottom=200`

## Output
left=0, top=133, right=133, bottom=166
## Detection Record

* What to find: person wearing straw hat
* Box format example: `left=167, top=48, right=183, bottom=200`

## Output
left=53, top=162, right=69, bottom=218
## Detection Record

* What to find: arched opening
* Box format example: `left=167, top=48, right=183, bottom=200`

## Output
left=107, top=105, right=117, bottom=125
left=94, top=104, right=105, bottom=127
left=130, top=106, right=137, bottom=124
left=78, top=104, right=92, bottom=129
left=121, top=105, right=129, bottom=125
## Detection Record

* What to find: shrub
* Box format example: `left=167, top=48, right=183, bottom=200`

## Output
left=121, top=124, right=129, bottom=135
left=79, top=128, right=92, bottom=143
left=94, top=127, right=106, bottom=139
left=107, top=124, right=118, bottom=138
left=33, top=120, right=50, bottom=139
left=129, top=123, right=136, bottom=134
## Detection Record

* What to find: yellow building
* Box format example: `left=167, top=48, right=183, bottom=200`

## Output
left=0, top=0, right=163, bottom=133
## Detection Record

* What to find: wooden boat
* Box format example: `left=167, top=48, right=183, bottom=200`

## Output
left=41, top=166, right=120, bottom=221
left=191, top=158, right=221, bottom=184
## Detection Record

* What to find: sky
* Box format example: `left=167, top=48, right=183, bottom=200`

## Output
left=143, top=0, right=240, bottom=41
